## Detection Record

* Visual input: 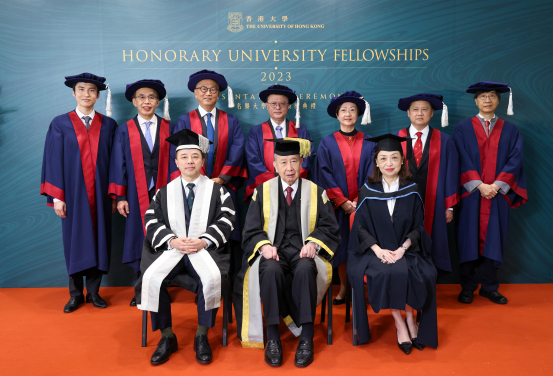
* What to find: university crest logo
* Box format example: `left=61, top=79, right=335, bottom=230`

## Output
left=227, top=12, right=243, bottom=33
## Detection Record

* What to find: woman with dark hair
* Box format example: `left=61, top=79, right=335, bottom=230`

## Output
left=315, top=91, right=375, bottom=305
left=347, top=134, right=438, bottom=354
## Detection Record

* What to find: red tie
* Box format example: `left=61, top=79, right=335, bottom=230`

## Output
left=485, top=120, right=490, bottom=138
left=413, top=132, right=423, bottom=167
left=286, top=186, right=293, bottom=206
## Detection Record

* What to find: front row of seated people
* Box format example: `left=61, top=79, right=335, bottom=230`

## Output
left=135, top=129, right=436, bottom=366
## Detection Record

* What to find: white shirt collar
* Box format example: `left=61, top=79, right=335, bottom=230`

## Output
left=137, top=114, right=157, bottom=126
left=181, top=175, right=202, bottom=188
left=382, top=177, right=400, bottom=193
left=476, top=113, right=497, bottom=122
left=270, top=118, right=287, bottom=129
left=75, top=108, right=95, bottom=121
left=409, top=124, right=429, bottom=138
left=281, top=177, right=299, bottom=192
left=198, top=105, right=217, bottom=119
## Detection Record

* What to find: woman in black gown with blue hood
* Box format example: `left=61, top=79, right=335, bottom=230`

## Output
left=348, top=134, right=437, bottom=355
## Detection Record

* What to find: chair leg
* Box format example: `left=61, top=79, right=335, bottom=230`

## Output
left=222, top=278, right=229, bottom=347
left=321, top=291, right=326, bottom=323
left=142, top=310, right=148, bottom=347
left=228, top=278, right=233, bottom=324
left=345, top=279, right=351, bottom=323
left=327, top=283, right=333, bottom=345
left=352, top=287, right=358, bottom=346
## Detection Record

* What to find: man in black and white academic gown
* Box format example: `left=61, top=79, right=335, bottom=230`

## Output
left=234, top=138, right=340, bottom=368
left=135, top=129, right=235, bottom=365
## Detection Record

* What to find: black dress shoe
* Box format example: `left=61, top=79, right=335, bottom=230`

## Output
left=130, top=297, right=137, bottom=307
left=193, top=335, right=213, bottom=364
left=151, top=335, right=178, bottom=365
left=294, top=339, right=314, bottom=368
left=397, top=330, right=412, bottom=355
left=479, top=289, right=508, bottom=304
left=458, top=289, right=474, bottom=304
left=64, top=295, right=84, bottom=313
left=86, top=293, right=108, bottom=308
left=332, top=297, right=346, bottom=305
left=264, top=340, right=283, bottom=367
left=405, top=319, right=424, bottom=351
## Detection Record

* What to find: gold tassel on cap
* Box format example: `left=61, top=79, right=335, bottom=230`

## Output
left=283, top=137, right=311, bottom=159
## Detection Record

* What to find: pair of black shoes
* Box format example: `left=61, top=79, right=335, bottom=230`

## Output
left=63, top=293, right=107, bottom=313
left=458, top=289, right=508, bottom=304
left=150, top=335, right=213, bottom=365
left=264, top=339, right=314, bottom=367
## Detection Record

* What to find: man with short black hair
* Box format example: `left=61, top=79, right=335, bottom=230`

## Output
left=395, top=94, right=459, bottom=278
left=41, top=73, right=117, bottom=313
left=244, top=84, right=315, bottom=200
left=453, top=82, right=527, bottom=305
left=108, top=79, right=176, bottom=306
left=175, top=69, right=246, bottom=276
left=136, top=128, right=235, bottom=365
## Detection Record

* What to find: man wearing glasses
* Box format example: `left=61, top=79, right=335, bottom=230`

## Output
left=244, top=84, right=315, bottom=201
left=108, top=80, right=177, bottom=306
left=453, top=82, right=527, bottom=305
left=175, top=70, right=246, bottom=279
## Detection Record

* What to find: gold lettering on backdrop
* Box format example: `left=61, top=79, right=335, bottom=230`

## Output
left=151, top=50, right=162, bottom=62
left=242, top=50, right=252, bottom=61
left=122, top=46, right=430, bottom=64
left=165, top=50, right=177, bottom=62
left=136, top=50, right=148, bottom=62
left=397, top=49, right=408, bottom=60
left=123, top=50, right=133, bottom=62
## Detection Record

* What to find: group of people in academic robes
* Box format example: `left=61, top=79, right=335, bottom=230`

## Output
left=41, top=68, right=527, bottom=367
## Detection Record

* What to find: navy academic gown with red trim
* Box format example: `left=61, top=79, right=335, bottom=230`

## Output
left=396, top=126, right=459, bottom=272
left=314, top=131, right=375, bottom=266
left=453, top=117, right=527, bottom=266
left=108, top=115, right=176, bottom=273
left=40, top=111, right=117, bottom=276
left=244, top=119, right=315, bottom=200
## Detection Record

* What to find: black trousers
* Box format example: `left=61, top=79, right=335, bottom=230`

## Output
left=460, top=256, right=499, bottom=291
left=259, top=247, right=318, bottom=326
left=69, top=267, right=102, bottom=297
left=150, top=255, right=218, bottom=332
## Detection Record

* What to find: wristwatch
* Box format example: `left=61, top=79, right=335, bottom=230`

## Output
left=401, top=245, right=408, bottom=251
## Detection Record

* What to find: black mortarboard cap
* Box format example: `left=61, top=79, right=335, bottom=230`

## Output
left=367, top=133, right=411, bottom=154
left=265, top=138, right=312, bottom=158
left=166, top=129, right=211, bottom=153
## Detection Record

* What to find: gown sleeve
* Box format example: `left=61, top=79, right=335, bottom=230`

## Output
left=241, top=187, right=272, bottom=265
left=305, top=189, right=341, bottom=261
left=144, top=189, right=176, bottom=250
left=40, top=118, right=66, bottom=206
left=199, top=185, right=236, bottom=249
left=107, top=126, right=128, bottom=201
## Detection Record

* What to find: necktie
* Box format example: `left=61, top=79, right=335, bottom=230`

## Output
left=276, top=125, right=283, bottom=139
left=144, top=121, right=155, bottom=190
left=413, top=131, right=423, bottom=167
left=285, top=186, right=293, bottom=206
left=206, top=113, right=215, bottom=177
left=485, top=120, right=490, bottom=138
left=187, top=183, right=195, bottom=211
left=82, top=116, right=91, bottom=131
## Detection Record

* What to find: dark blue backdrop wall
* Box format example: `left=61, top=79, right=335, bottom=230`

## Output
left=1, top=0, right=552, bottom=287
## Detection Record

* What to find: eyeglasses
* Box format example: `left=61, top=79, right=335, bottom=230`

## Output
left=195, top=86, right=219, bottom=94
left=477, top=94, right=498, bottom=101
left=267, top=102, right=289, bottom=108
left=135, top=95, right=158, bottom=102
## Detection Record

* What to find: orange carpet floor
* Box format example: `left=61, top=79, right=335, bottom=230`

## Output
left=1, top=284, right=552, bottom=376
